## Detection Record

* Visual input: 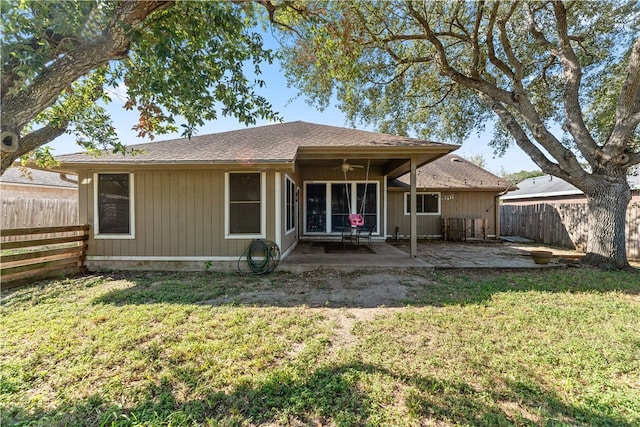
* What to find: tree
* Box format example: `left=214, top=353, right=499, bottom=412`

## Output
left=465, top=154, right=487, bottom=169
left=1, top=0, right=279, bottom=173
left=264, top=0, right=640, bottom=269
left=499, top=168, right=545, bottom=185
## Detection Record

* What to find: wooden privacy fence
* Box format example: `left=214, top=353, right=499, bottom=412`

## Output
left=500, top=202, right=640, bottom=260
left=1, top=197, right=78, bottom=239
left=1, top=225, right=89, bottom=289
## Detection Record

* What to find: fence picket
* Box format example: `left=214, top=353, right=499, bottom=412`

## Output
left=1, top=197, right=78, bottom=242
left=500, top=202, right=639, bottom=260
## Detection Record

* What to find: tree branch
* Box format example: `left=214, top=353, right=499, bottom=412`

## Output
left=478, top=93, right=586, bottom=185
left=1, top=1, right=173, bottom=134
left=256, top=0, right=305, bottom=37
left=498, top=1, right=524, bottom=82
left=1, top=120, right=69, bottom=172
left=469, top=1, right=484, bottom=78
left=406, top=2, right=515, bottom=106
left=527, top=3, right=557, bottom=51
left=551, top=1, right=600, bottom=163
left=486, top=2, right=516, bottom=82
left=607, top=35, right=640, bottom=164
left=405, top=1, right=585, bottom=173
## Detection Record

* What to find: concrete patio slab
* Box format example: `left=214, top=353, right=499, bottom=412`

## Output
left=388, top=240, right=571, bottom=269
left=279, top=240, right=580, bottom=272
left=279, top=241, right=433, bottom=273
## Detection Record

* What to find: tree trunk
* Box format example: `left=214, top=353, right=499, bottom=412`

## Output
left=583, top=178, right=631, bottom=269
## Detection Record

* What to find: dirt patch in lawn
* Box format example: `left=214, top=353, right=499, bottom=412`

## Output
left=196, top=270, right=436, bottom=356
left=200, top=271, right=432, bottom=308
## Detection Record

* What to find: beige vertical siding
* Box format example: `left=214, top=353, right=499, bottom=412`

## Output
left=387, top=189, right=498, bottom=238
left=80, top=168, right=281, bottom=258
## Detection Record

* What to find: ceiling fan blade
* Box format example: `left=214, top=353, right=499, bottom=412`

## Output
left=338, top=159, right=365, bottom=172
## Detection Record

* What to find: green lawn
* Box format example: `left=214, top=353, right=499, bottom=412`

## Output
left=1, top=268, right=639, bottom=426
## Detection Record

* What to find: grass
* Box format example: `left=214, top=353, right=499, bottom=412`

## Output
left=1, top=268, right=639, bottom=426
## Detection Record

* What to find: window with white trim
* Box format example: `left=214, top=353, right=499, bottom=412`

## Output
left=285, top=176, right=296, bottom=233
left=95, top=173, right=135, bottom=238
left=226, top=172, right=265, bottom=237
left=404, top=192, right=440, bottom=215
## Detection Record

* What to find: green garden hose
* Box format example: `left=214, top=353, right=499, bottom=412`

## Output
left=237, top=239, right=281, bottom=274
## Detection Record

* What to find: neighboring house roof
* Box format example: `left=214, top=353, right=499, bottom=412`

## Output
left=390, top=154, right=514, bottom=191
left=501, top=171, right=640, bottom=200
left=0, top=167, right=77, bottom=189
left=55, top=121, right=456, bottom=165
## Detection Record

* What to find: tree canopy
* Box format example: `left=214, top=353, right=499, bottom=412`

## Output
left=1, top=0, right=279, bottom=172
left=266, top=0, right=640, bottom=268
left=268, top=1, right=639, bottom=176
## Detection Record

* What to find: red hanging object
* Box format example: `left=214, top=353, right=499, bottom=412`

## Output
left=349, top=214, right=364, bottom=227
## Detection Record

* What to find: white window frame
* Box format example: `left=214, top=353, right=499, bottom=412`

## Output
left=404, top=192, right=441, bottom=216
left=93, top=172, right=135, bottom=239
left=285, top=175, right=296, bottom=234
left=303, top=180, right=379, bottom=234
left=225, top=171, right=266, bottom=239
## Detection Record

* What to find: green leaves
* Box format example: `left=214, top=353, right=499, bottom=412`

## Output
left=272, top=0, right=639, bottom=151
left=1, top=0, right=280, bottom=170
left=1, top=0, right=107, bottom=95
left=122, top=1, right=279, bottom=139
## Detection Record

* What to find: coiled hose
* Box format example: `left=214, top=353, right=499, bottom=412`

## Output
left=237, top=239, right=281, bottom=275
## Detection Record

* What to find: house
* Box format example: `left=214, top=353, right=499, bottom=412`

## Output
left=1, top=167, right=78, bottom=229
left=52, top=121, right=509, bottom=271
left=501, top=172, right=640, bottom=205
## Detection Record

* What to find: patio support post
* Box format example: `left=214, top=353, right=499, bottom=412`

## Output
left=410, top=157, right=417, bottom=257
left=494, top=195, right=500, bottom=239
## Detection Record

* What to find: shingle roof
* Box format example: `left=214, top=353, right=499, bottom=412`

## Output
left=55, top=121, right=455, bottom=165
left=500, top=175, right=579, bottom=199
left=390, top=154, right=513, bottom=191
left=0, top=167, right=77, bottom=188
left=501, top=171, right=640, bottom=200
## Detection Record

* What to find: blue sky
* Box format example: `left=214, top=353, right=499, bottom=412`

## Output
left=47, top=30, right=539, bottom=175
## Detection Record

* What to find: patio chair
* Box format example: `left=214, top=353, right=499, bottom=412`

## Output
left=341, top=226, right=358, bottom=249
left=356, top=225, right=375, bottom=248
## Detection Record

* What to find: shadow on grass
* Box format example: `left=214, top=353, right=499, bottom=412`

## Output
left=91, top=268, right=640, bottom=308
left=411, top=268, right=640, bottom=306
left=3, top=362, right=633, bottom=426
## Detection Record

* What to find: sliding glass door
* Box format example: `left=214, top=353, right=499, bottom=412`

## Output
left=331, top=183, right=350, bottom=232
left=305, top=182, right=378, bottom=234
left=357, top=183, right=377, bottom=230
left=306, top=183, right=327, bottom=233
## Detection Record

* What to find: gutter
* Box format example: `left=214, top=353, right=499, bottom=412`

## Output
left=59, top=173, right=78, bottom=185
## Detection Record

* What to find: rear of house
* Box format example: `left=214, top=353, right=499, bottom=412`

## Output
left=53, top=122, right=509, bottom=271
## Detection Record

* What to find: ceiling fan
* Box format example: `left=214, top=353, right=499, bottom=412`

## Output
left=335, top=159, right=364, bottom=173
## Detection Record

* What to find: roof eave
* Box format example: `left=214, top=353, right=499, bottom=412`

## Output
left=501, top=189, right=584, bottom=199
left=54, top=159, right=296, bottom=171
